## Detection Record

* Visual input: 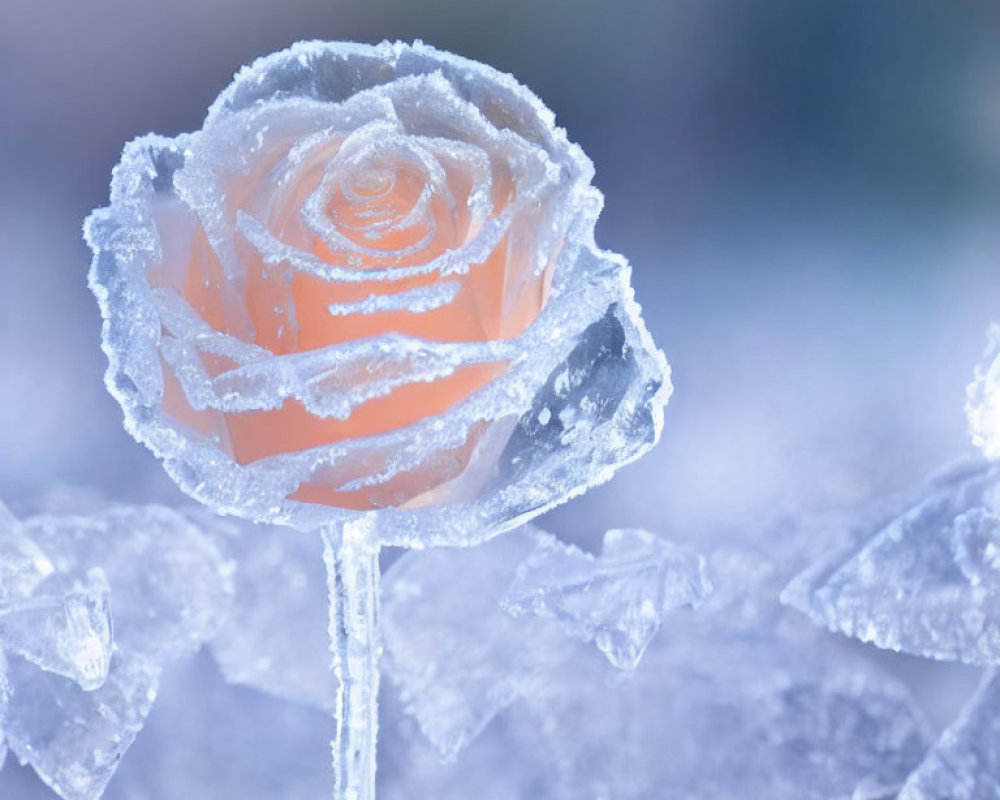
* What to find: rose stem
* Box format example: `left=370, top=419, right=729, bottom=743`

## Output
left=322, top=515, right=382, bottom=800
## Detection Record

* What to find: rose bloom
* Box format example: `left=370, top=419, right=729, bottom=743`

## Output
left=87, top=41, right=670, bottom=542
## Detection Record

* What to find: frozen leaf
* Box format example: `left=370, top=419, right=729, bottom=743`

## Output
left=782, top=460, right=1000, bottom=663
left=503, top=527, right=710, bottom=669
left=899, top=668, right=1000, bottom=800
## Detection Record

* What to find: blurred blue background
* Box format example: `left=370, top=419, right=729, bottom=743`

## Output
left=1, top=0, right=999, bottom=795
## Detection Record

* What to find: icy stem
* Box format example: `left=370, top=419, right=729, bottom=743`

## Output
left=323, top=517, right=381, bottom=800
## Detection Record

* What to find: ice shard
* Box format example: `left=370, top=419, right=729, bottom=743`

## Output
left=0, top=502, right=54, bottom=604
left=3, top=654, right=158, bottom=800
left=0, top=504, right=233, bottom=800
left=0, top=569, right=112, bottom=691
left=381, top=527, right=573, bottom=759
left=381, top=524, right=709, bottom=758
left=503, top=527, right=710, bottom=669
left=516, top=626, right=930, bottom=800
left=382, top=532, right=929, bottom=800
left=899, top=669, right=1000, bottom=800
left=782, top=460, right=1000, bottom=664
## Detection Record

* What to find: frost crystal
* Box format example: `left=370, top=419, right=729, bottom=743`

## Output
left=503, top=528, right=710, bottom=669
left=381, top=525, right=709, bottom=757
left=782, top=460, right=1000, bottom=664
left=899, top=669, right=1000, bottom=800
left=967, top=324, right=1000, bottom=460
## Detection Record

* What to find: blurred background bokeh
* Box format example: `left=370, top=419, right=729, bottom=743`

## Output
left=1, top=0, right=999, bottom=796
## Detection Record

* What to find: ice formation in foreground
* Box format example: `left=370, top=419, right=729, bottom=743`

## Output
left=782, top=460, right=1000, bottom=664
left=0, top=502, right=233, bottom=800
left=381, top=526, right=709, bottom=757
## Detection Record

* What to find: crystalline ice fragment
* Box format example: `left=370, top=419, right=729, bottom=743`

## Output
left=503, top=528, right=710, bottom=669
left=381, top=527, right=575, bottom=759
left=196, top=510, right=335, bottom=711
left=967, top=323, right=1000, bottom=460
left=0, top=504, right=233, bottom=800
left=0, top=501, right=55, bottom=604
left=381, top=524, right=709, bottom=758
left=898, top=668, right=1000, bottom=800
left=3, top=653, right=158, bottom=800
left=0, top=569, right=112, bottom=691
left=23, top=505, right=234, bottom=665
left=782, top=460, right=1000, bottom=663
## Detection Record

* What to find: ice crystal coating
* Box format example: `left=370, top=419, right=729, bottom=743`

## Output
left=381, top=525, right=710, bottom=757
left=898, top=669, right=1000, bottom=800
left=968, top=324, right=1000, bottom=460
left=503, top=528, right=710, bottom=669
left=782, top=460, right=1000, bottom=664
left=84, top=40, right=670, bottom=545
left=0, top=504, right=233, bottom=800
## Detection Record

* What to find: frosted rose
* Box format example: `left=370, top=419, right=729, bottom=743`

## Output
left=86, top=41, right=670, bottom=543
